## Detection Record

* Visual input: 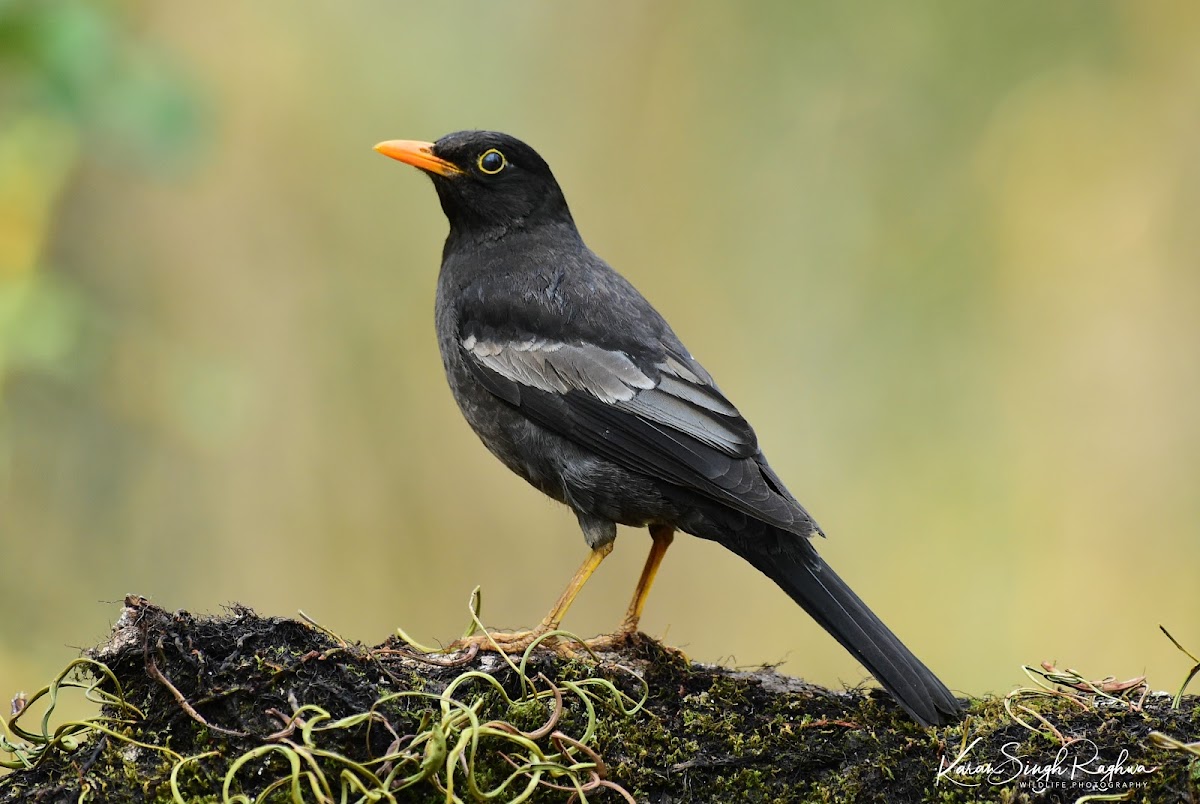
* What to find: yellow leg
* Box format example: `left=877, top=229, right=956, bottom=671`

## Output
left=449, top=542, right=613, bottom=654
left=618, top=525, right=675, bottom=634
left=537, top=541, right=614, bottom=631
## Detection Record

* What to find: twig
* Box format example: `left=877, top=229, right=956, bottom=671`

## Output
left=144, top=642, right=248, bottom=738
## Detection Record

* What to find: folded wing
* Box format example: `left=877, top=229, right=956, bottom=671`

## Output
left=463, top=334, right=817, bottom=535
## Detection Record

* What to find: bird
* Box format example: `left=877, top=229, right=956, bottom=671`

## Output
left=374, top=130, right=962, bottom=727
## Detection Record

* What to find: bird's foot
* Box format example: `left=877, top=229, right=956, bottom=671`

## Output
left=582, top=622, right=639, bottom=652
left=444, top=628, right=633, bottom=658
left=583, top=625, right=689, bottom=660
left=581, top=633, right=632, bottom=652
left=444, top=626, right=579, bottom=655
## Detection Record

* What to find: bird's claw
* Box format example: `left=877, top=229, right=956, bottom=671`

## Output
left=442, top=626, right=644, bottom=657
left=581, top=626, right=638, bottom=652
left=446, top=630, right=544, bottom=654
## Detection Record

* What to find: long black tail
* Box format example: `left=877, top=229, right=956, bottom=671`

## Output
left=731, top=537, right=961, bottom=727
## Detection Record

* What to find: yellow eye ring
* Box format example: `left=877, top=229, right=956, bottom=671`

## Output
left=478, top=149, right=506, bottom=174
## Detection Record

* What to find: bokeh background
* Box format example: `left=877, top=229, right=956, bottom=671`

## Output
left=2, top=1, right=1198, bottom=719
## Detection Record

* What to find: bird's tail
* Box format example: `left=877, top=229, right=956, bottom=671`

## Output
left=730, top=537, right=961, bottom=727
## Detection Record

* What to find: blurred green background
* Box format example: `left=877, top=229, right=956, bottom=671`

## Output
left=2, top=0, right=1198, bottom=712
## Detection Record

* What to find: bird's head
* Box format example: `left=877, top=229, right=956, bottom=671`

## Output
left=375, top=130, right=574, bottom=235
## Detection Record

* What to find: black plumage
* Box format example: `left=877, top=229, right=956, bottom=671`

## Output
left=375, top=130, right=962, bottom=727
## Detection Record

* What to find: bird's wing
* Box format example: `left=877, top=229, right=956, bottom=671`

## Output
left=461, top=333, right=816, bottom=534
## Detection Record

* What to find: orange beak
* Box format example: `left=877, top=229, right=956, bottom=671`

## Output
left=373, top=140, right=463, bottom=177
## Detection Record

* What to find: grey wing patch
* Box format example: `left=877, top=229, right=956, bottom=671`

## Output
left=463, top=335, right=655, bottom=403
left=464, top=336, right=757, bottom=457
left=662, top=354, right=707, bottom=384
left=619, top=357, right=756, bottom=456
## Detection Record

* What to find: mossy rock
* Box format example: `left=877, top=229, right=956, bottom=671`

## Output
left=1, top=597, right=1196, bottom=802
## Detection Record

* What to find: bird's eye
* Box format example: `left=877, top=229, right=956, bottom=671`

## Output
left=478, top=149, right=506, bottom=175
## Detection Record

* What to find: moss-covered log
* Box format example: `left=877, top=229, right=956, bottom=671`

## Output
left=1, top=597, right=1196, bottom=803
